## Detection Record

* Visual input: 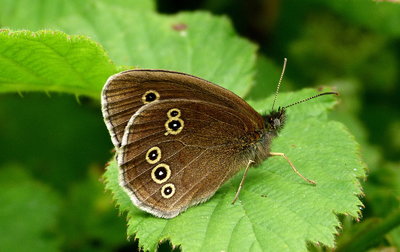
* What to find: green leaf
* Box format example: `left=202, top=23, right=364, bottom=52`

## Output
left=59, top=9, right=257, bottom=96
left=1, top=0, right=257, bottom=97
left=0, top=30, right=117, bottom=98
left=104, top=89, right=365, bottom=251
left=0, top=164, right=61, bottom=252
left=0, top=0, right=155, bottom=30
left=286, top=13, right=397, bottom=92
left=313, top=0, right=400, bottom=37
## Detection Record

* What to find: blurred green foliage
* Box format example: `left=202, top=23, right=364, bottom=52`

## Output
left=0, top=0, right=399, bottom=251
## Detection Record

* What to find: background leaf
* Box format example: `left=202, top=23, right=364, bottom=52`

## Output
left=312, top=0, right=400, bottom=36
left=0, top=30, right=117, bottom=97
left=59, top=8, right=258, bottom=96
left=0, top=0, right=257, bottom=97
left=0, top=0, right=155, bottom=30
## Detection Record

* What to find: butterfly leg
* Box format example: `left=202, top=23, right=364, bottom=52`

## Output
left=269, top=152, right=316, bottom=185
left=232, top=159, right=255, bottom=204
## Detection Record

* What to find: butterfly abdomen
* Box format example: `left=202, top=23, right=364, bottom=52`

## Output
left=235, top=129, right=271, bottom=166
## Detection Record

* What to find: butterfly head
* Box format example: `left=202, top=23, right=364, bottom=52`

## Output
left=263, top=107, right=286, bottom=135
left=263, top=91, right=338, bottom=136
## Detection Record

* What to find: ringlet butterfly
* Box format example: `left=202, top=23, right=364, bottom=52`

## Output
left=101, top=59, right=337, bottom=218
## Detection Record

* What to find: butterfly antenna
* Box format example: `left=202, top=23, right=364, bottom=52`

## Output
left=271, top=58, right=287, bottom=111
left=284, top=91, right=339, bottom=109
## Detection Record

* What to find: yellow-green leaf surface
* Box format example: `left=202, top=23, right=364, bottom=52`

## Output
left=104, top=89, right=365, bottom=251
left=0, top=30, right=117, bottom=97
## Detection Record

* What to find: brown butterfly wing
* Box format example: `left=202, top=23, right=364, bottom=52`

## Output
left=102, top=70, right=261, bottom=148
left=119, top=99, right=266, bottom=218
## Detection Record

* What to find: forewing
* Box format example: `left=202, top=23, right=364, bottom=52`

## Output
left=101, top=69, right=261, bottom=148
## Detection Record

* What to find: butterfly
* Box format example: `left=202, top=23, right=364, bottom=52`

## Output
left=101, top=64, right=337, bottom=218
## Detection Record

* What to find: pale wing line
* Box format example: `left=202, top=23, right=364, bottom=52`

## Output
left=142, top=148, right=208, bottom=202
